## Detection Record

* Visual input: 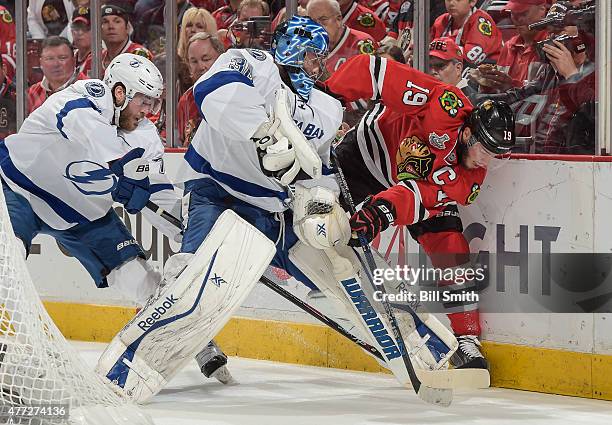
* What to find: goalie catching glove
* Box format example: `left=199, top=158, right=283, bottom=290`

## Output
left=349, top=195, right=396, bottom=246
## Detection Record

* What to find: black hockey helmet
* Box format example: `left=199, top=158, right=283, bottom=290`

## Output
left=467, top=99, right=516, bottom=154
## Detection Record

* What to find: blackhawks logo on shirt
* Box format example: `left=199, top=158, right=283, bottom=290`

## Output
left=396, top=136, right=436, bottom=180
left=357, top=13, right=376, bottom=28
left=132, top=47, right=152, bottom=59
left=438, top=90, right=464, bottom=118
left=358, top=39, right=376, bottom=55
left=477, top=17, right=493, bottom=36
left=467, top=183, right=481, bottom=204
left=0, top=9, right=13, bottom=24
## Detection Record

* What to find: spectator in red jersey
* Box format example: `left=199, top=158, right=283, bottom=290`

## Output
left=429, top=37, right=478, bottom=102
left=471, top=0, right=549, bottom=92
left=337, top=0, right=386, bottom=42
left=220, top=0, right=270, bottom=49
left=0, top=5, right=15, bottom=59
left=213, top=0, right=241, bottom=30
left=27, top=36, right=86, bottom=113
left=71, top=6, right=92, bottom=77
left=100, top=4, right=153, bottom=70
left=430, top=0, right=503, bottom=68
left=27, top=0, right=74, bottom=40
left=307, top=0, right=377, bottom=76
left=178, top=32, right=225, bottom=146
left=0, top=55, right=16, bottom=139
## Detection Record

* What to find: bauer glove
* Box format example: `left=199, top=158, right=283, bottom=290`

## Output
left=348, top=196, right=395, bottom=247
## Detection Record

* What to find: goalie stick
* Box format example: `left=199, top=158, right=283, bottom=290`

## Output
left=331, top=147, right=453, bottom=407
left=145, top=198, right=487, bottom=391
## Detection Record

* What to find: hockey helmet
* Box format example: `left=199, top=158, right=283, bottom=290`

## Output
left=467, top=99, right=516, bottom=154
left=104, top=53, right=164, bottom=123
left=271, top=15, right=329, bottom=100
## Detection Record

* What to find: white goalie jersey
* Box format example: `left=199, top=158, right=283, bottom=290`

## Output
left=175, top=48, right=343, bottom=212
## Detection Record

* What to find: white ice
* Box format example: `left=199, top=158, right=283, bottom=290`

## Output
left=76, top=342, right=612, bottom=425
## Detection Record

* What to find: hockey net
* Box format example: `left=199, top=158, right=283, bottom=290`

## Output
left=0, top=188, right=153, bottom=424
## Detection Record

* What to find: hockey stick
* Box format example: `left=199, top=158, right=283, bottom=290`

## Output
left=331, top=148, right=453, bottom=407
left=145, top=200, right=183, bottom=229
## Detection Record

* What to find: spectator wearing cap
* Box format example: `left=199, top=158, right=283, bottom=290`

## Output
left=101, top=4, right=153, bottom=70
left=473, top=0, right=550, bottom=92
left=27, top=36, right=87, bottom=114
left=178, top=32, right=225, bottom=146
left=337, top=0, right=386, bottom=42
left=0, top=54, right=17, bottom=139
left=430, top=0, right=503, bottom=68
left=71, top=6, right=92, bottom=76
left=0, top=5, right=14, bottom=59
left=428, top=37, right=477, bottom=102
left=27, top=0, right=75, bottom=41
left=307, top=0, right=378, bottom=77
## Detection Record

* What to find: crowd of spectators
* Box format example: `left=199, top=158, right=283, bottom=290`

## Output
left=0, top=0, right=597, bottom=154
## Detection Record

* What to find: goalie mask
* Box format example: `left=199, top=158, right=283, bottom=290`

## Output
left=104, top=53, right=164, bottom=125
left=271, top=15, right=329, bottom=101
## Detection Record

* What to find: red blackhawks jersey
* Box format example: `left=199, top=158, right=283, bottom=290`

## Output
left=358, top=0, right=402, bottom=28
left=430, top=8, right=502, bottom=67
left=0, top=6, right=15, bottom=59
left=325, top=55, right=486, bottom=225
left=325, top=26, right=377, bottom=74
left=177, top=87, right=201, bottom=147
left=343, top=2, right=387, bottom=42
left=101, top=40, right=153, bottom=70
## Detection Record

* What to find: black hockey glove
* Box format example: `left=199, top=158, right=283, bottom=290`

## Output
left=348, top=196, right=395, bottom=247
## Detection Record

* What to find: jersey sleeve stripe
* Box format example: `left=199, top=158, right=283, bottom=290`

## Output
left=193, top=70, right=255, bottom=120
left=0, top=142, right=89, bottom=225
left=56, top=98, right=102, bottom=139
left=184, top=145, right=287, bottom=200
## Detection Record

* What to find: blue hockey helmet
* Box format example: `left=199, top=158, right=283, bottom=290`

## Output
left=271, top=15, right=329, bottom=100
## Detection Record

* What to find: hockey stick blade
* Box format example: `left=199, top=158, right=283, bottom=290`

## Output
left=146, top=200, right=183, bottom=229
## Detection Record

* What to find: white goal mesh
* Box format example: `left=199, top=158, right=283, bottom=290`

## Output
left=0, top=188, right=154, bottom=425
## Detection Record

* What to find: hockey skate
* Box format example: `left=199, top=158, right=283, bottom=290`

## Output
left=450, top=335, right=489, bottom=370
left=195, top=340, right=236, bottom=385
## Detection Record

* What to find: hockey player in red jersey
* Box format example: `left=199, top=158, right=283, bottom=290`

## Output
left=325, top=54, right=515, bottom=369
left=430, top=0, right=503, bottom=67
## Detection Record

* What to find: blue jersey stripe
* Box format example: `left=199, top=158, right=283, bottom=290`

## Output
left=193, top=70, right=254, bottom=120
left=0, top=141, right=90, bottom=225
left=184, top=145, right=287, bottom=201
left=56, top=98, right=102, bottom=139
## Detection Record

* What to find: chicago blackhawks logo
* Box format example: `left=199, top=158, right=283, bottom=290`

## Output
left=477, top=17, right=493, bottom=36
left=358, top=39, right=376, bottom=55
left=467, top=183, right=481, bottom=204
left=357, top=13, right=376, bottom=28
left=0, top=9, right=13, bottom=24
left=438, top=90, right=464, bottom=117
left=396, top=136, right=436, bottom=180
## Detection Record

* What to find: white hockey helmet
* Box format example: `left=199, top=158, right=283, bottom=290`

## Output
left=103, top=53, right=164, bottom=122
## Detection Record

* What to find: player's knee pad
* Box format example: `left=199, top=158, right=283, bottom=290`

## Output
left=292, top=181, right=351, bottom=250
left=107, top=257, right=161, bottom=306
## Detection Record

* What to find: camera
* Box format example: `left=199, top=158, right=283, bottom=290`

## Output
left=230, top=16, right=273, bottom=49
left=535, top=33, right=586, bottom=63
left=528, top=0, right=595, bottom=31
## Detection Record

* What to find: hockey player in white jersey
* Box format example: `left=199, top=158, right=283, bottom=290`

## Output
left=0, top=53, right=180, bottom=305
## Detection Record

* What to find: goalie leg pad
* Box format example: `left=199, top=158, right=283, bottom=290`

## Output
left=96, top=210, right=276, bottom=403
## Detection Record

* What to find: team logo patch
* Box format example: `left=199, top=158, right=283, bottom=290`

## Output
left=445, top=151, right=457, bottom=164
left=64, top=160, right=117, bottom=195
left=85, top=81, right=105, bottom=98
left=429, top=132, right=450, bottom=150
left=0, top=9, right=13, bottom=24
left=131, top=48, right=151, bottom=59
left=477, top=17, right=493, bottom=36
left=358, top=39, right=376, bottom=55
left=357, top=13, right=376, bottom=28
left=467, top=183, right=480, bottom=204
left=247, top=49, right=267, bottom=61
left=396, top=136, right=436, bottom=180
left=438, top=90, right=464, bottom=118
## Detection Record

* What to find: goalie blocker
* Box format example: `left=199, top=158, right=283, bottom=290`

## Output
left=96, top=210, right=275, bottom=403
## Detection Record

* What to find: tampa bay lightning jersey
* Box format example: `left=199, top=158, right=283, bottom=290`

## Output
left=0, top=79, right=165, bottom=230
left=175, top=48, right=343, bottom=212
